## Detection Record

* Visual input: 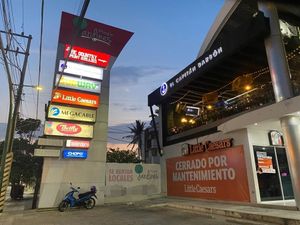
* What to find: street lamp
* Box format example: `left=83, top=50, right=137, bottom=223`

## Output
left=13, top=84, right=43, bottom=91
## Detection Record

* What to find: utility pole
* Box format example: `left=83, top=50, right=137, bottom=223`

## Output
left=0, top=30, right=32, bottom=212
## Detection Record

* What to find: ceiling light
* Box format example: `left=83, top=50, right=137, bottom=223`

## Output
left=206, top=105, right=213, bottom=110
left=181, top=118, right=188, bottom=123
left=244, top=85, right=252, bottom=91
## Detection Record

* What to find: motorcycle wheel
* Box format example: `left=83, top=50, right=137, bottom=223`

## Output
left=84, top=198, right=96, bottom=209
left=58, top=200, right=70, bottom=212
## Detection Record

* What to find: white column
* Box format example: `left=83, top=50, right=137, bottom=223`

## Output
left=258, top=1, right=300, bottom=209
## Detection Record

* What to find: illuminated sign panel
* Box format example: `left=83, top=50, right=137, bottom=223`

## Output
left=48, top=104, right=96, bottom=122
left=44, top=121, right=94, bottom=138
left=64, top=44, right=110, bottom=68
left=62, top=149, right=88, bottom=159
left=56, top=74, right=101, bottom=94
left=52, top=89, right=100, bottom=108
left=58, top=60, right=103, bottom=80
left=66, top=140, right=90, bottom=149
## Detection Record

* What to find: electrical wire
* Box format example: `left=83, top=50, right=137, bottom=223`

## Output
left=36, top=0, right=44, bottom=119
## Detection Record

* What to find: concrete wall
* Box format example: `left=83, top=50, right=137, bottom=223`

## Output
left=105, top=163, right=161, bottom=203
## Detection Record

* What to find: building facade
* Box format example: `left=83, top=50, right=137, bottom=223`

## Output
left=148, top=1, right=300, bottom=208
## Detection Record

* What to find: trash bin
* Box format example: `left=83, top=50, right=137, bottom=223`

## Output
left=10, top=184, right=24, bottom=200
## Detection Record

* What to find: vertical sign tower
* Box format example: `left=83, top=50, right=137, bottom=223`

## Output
left=36, top=12, right=133, bottom=208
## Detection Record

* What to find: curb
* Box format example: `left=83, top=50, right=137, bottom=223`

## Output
left=158, top=203, right=300, bottom=225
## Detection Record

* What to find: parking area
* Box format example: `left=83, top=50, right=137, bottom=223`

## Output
left=0, top=202, right=266, bottom=225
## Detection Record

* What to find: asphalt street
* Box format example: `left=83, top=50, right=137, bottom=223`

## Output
left=0, top=203, right=270, bottom=225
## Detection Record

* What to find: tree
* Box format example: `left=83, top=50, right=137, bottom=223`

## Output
left=16, top=116, right=41, bottom=140
left=123, top=120, right=146, bottom=160
left=0, top=117, right=42, bottom=187
left=106, top=148, right=141, bottom=163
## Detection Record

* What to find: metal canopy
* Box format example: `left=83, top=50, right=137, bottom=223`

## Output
left=148, top=10, right=270, bottom=107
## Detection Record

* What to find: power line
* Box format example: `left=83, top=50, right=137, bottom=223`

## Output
left=107, top=136, right=130, bottom=143
left=36, top=0, right=44, bottom=119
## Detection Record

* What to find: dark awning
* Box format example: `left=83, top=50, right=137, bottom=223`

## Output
left=148, top=11, right=270, bottom=107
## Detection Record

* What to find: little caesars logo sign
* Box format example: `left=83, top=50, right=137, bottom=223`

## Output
left=181, top=138, right=233, bottom=156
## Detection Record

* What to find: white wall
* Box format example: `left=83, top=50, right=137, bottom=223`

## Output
left=105, top=163, right=161, bottom=203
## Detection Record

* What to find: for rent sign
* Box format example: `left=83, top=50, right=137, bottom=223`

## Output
left=167, top=145, right=250, bottom=202
left=58, top=60, right=104, bottom=80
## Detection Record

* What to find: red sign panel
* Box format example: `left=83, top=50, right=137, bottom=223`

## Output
left=166, top=146, right=250, bottom=202
left=64, top=44, right=110, bottom=68
left=59, top=12, right=133, bottom=57
left=52, top=89, right=99, bottom=108
left=66, top=140, right=90, bottom=149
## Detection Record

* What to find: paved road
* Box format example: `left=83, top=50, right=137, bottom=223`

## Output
left=0, top=203, right=267, bottom=225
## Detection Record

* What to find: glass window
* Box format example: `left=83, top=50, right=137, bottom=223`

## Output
left=254, top=146, right=282, bottom=201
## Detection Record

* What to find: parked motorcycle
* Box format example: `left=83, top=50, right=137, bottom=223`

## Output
left=58, top=183, right=97, bottom=212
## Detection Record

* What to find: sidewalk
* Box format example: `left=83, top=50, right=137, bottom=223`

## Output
left=3, top=187, right=34, bottom=213
left=143, top=197, right=300, bottom=225
left=2, top=195, right=300, bottom=225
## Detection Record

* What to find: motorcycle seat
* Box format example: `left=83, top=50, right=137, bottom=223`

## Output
left=78, top=191, right=93, bottom=199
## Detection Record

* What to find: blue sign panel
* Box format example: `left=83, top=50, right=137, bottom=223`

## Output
left=62, top=149, right=88, bottom=159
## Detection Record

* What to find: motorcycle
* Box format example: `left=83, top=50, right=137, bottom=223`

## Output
left=58, top=183, right=97, bottom=212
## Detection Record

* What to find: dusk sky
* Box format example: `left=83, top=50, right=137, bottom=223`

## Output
left=0, top=0, right=224, bottom=146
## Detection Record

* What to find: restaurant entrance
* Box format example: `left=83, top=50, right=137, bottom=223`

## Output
left=254, top=146, right=294, bottom=201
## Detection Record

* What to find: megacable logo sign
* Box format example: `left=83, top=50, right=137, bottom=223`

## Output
left=56, top=74, right=101, bottom=94
left=66, top=140, right=90, bottom=149
left=52, top=89, right=100, bottom=108
left=64, top=44, right=110, bottom=68
left=62, top=149, right=88, bottom=159
left=48, top=104, right=96, bottom=122
left=44, top=121, right=94, bottom=138
left=58, top=60, right=103, bottom=80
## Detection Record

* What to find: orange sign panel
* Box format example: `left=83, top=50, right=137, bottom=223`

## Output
left=166, top=145, right=250, bottom=202
left=52, top=89, right=100, bottom=108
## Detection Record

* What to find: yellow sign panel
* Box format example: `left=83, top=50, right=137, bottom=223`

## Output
left=48, top=104, right=96, bottom=122
left=44, top=121, right=93, bottom=138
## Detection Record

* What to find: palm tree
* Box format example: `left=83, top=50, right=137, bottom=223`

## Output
left=123, top=120, right=146, bottom=160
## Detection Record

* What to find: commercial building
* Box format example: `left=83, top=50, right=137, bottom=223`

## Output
left=148, top=1, right=300, bottom=207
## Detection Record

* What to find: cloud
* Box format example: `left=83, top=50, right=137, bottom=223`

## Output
left=122, top=106, right=144, bottom=111
left=111, top=65, right=176, bottom=85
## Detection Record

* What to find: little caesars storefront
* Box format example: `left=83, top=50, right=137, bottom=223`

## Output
left=148, top=1, right=300, bottom=206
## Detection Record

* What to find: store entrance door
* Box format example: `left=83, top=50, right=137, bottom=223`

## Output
left=254, top=146, right=294, bottom=201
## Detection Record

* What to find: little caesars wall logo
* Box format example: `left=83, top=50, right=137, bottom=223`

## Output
left=135, top=165, right=159, bottom=181
left=182, top=138, right=233, bottom=156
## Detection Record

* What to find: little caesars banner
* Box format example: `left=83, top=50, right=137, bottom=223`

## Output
left=167, top=142, right=250, bottom=202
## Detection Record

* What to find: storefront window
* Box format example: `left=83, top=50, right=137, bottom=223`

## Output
left=279, top=19, right=300, bottom=96
left=254, top=146, right=294, bottom=201
left=163, top=85, right=275, bottom=140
